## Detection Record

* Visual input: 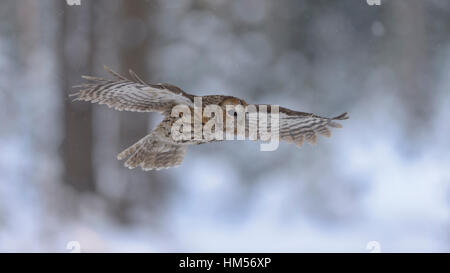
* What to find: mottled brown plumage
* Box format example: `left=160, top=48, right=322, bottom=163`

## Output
left=71, top=66, right=348, bottom=171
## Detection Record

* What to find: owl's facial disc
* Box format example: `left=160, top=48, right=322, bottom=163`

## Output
left=220, top=97, right=248, bottom=107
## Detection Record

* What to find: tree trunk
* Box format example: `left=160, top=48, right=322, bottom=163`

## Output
left=112, top=0, right=169, bottom=225
left=118, top=1, right=152, bottom=159
left=59, top=0, right=96, bottom=192
left=390, top=0, right=429, bottom=134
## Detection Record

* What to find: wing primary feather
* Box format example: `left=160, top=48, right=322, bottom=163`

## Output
left=305, top=131, right=317, bottom=145
left=103, top=65, right=128, bottom=81
left=129, top=69, right=147, bottom=85
left=317, top=127, right=332, bottom=137
left=294, top=135, right=304, bottom=147
left=71, top=66, right=195, bottom=113
left=328, top=121, right=343, bottom=128
left=332, top=112, right=349, bottom=120
left=81, top=75, right=108, bottom=82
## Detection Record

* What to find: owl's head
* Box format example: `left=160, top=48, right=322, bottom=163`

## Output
left=219, top=96, right=248, bottom=118
left=218, top=97, right=248, bottom=136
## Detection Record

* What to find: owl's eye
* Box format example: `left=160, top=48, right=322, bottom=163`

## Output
left=227, top=110, right=236, bottom=116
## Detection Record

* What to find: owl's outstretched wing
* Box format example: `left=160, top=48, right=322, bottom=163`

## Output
left=71, top=66, right=194, bottom=114
left=278, top=107, right=348, bottom=146
left=249, top=105, right=348, bottom=147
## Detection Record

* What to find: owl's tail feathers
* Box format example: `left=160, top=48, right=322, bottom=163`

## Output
left=117, top=135, right=187, bottom=171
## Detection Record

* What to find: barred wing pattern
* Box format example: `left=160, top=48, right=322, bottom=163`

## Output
left=247, top=106, right=348, bottom=147
left=279, top=108, right=348, bottom=146
left=117, top=134, right=187, bottom=171
left=71, top=66, right=194, bottom=114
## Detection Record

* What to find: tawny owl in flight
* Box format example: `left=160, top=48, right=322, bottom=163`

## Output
left=71, top=66, right=348, bottom=171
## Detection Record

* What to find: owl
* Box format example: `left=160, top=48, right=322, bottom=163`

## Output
left=71, top=66, right=348, bottom=171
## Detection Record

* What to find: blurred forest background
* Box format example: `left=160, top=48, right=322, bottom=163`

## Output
left=1, top=0, right=450, bottom=252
